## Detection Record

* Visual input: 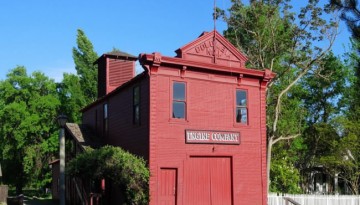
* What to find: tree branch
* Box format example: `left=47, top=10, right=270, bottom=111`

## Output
left=272, top=67, right=308, bottom=133
left=271, top=133, right=301, bottom=145
left=271, top=18, right=338, bottom=134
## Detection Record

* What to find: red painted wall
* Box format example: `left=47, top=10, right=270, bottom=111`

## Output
left=108, top=59, right=135, bottom=92
left=147, top=65, right=267, bottom=205
left=81, top=30, right=273, bottom=205
left=96, top=54, right=136, bottom=98
left=97, top=57, right=107, bottom=98
left=82, top=102, right=104, bottom=138
left=106, top=76, right=150, bottom=159
left=82, top=75, right=150, bottom=205
left=83, top=75, right=150, bottom=159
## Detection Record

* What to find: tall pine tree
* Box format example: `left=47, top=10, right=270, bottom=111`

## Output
left=72, top=29, right=99, bottom=104
left=58, top=29, right=99, bottom=123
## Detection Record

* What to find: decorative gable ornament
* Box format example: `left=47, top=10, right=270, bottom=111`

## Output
left=175, top=30, right=248, bottom=68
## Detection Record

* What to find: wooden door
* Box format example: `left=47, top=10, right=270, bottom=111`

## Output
left=158, top=168, right=177, bottom=205
left=184, top=157, right=232, bottom=205
left=209, top=157, right=232, bottom=205
left=184, top=157, right=211, bottom=205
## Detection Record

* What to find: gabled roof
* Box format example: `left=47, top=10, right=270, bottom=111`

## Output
left=140, top=30, right=275, bottom=82
left=105, top=50, right=137, bottom=58
left=175, top=30, right=248, bottom=68
left=94, top=50, right=138, bottom=64
left=65, top=123, right=103, bottom=151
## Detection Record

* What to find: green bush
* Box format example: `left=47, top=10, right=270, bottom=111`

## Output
left=67, top=146, right=149, bottom=204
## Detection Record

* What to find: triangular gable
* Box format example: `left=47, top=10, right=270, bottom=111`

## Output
left=175, top=30, right=248, bottom=68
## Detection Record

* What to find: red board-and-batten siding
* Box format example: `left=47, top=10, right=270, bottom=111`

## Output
left=141, top=30, right=274, bottom=205
left=82, top=74, right=150, bottom=160
left=95, top=52, right=137, bottom=98
left=82, top=74, right=150, bottom=204
left=82, top=30, right=274, bottom=205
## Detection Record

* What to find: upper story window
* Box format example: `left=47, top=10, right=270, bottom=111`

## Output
left=95, top=110, right=98, bottom=133
left=172, top=82, right=186, bottom=119
left=103, top=103, right=108, bottom=135
left=133, top=86, right=140, bottom=125
left=236, top=90, right=247, bottom=124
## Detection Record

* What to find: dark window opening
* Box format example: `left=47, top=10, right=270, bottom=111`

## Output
left=172, top=82, right=186, bottom=119
left=95, top=110, right=98, bottom=133
left=133, top=86, right=140, bottom=125
left=103, top=103, right=108, bottom=136
left=236, top=90, right=247, bottom=124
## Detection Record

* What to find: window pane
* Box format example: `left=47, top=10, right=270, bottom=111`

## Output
left=104, top=104, right=108, bottom=119
left=236, top=90, right=247, bottom=106
left=241, top=108, right=247, bottom=123
left=134, top=86, right=140, bottom=105
left=173, top=82, right=185, bottom=100
left=173, top=102, right=185, bottom=119
left=134, top=105, right=140, bottom=124
left=236, top=108, right=247, bottom=123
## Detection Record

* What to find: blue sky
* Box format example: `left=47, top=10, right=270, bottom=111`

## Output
left=0, top=0, right=351, bottom=82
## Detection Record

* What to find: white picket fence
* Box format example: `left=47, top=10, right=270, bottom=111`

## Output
left=268, top=193, right=360, bottom=205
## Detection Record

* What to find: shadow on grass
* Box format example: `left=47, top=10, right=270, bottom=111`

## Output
left=23, top=197, right=56, bottom=205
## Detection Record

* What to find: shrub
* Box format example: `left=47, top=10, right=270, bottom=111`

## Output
left=67, top=146, right=149, bottom=204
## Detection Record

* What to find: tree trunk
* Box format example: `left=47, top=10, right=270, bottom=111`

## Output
left=267, top=137, right=274, bottom=193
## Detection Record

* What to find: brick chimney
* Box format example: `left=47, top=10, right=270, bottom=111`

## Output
left=95, top=50, right=138, bottom=98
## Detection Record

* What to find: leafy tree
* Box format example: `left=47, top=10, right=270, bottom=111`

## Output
left=72, top=29, right=99, bottom=104
left=0, top=30, right=99, bottom=194
left=330, top=0, right=360, bottom=38
left=302, top=52, right=349, bottom=124
left=300, top=52, right=349, bottom=191
left=270, top=138, right=304, bottom=194
left=299, top=122, right=340, bottom=192
left=328, top=0, right=360, bottom=195
left=315, top=39, right=360, bottom=195
left=58, top=29, right=99, bottom=123
left=219, top=0, right=339, bottom=191
left=320, top=117, right=360, bottom=194
left=57, top=73, right=86, bottom=123
left=330, top=0, right=360, bottom=115
left=0, top=67, right=60, bottom=194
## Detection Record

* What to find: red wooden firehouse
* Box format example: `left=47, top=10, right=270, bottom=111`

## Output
left=61, top=30, right=275, bottom=205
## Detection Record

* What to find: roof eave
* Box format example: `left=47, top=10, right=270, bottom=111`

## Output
left=139, top=53, right=275, bottom=80
left=81, top=71, right=148, bottom=112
